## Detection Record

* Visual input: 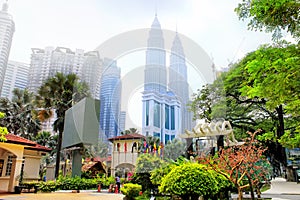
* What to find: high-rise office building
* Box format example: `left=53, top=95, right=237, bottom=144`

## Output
left=99, top=58, right=121, bottom=140
left=169, top=32, right=192, bottom=133
left=0, top=60, right=29, bottom=99
left=0, top=1, right=15, bottom=94
left=142, top=15, right=181, bottom=144
left=118, top=111, right=126, bottom=134
left=28, top=47, right=102, bottom=99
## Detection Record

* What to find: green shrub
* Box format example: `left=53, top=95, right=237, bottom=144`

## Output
left=121, top=183, right=142, bottom=200
left=38, top=180, right=58, bottom=192
left=159, top=163, right=231, bottom=200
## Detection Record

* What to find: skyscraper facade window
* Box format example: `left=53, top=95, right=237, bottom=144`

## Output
left=0, top=2, right=14, bottom=95
left=0, top=60, right=29, bottom=99
left=99, top=58, right=121, bottom=141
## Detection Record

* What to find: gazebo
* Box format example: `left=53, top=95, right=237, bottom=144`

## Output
left=108, top=134, right=145, bottom=177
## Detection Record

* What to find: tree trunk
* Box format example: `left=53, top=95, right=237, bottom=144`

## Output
left=247, top=175, right=255, bottom=200
left=237, top=187, right=243, bottom=200
left=217, top=135, right=224, bottom=152
left=275, top=105, right=287, bottom=167
left=55, top=130, right=63, bottom=178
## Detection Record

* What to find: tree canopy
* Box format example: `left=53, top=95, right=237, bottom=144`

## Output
left=235, top=0, right=300, bottom=40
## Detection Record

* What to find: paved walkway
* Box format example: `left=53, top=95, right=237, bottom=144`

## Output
left=263, top=177, right=300, bottom=195
left=1, top=178, right=300, bottom=200
left=0, top=191, right=125, bottom=200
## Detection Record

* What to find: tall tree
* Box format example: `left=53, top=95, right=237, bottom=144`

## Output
left=239, top=44, right=300, bottom=166
left=235, top=0, right=300, bottom=40
left=0, top=88, right=40, bottom=139
left=36, top=72, right=90, bottom=178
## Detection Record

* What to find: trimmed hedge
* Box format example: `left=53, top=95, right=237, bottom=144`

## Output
left=37, top=175, right=115, bottom=192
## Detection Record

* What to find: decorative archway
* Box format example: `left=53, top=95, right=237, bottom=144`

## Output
left=114, top=163, right=135, bottom=178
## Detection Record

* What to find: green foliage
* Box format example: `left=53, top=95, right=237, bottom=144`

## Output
left=235, top=0, right=300, bottom=40
left=120, top=183, right=142, bottom=200
left=159, top=163, right=231, bottom=199
left=97, top=175, right=115, bottom=188
left=0, top=112, right=8, bottom=142
left=36, top=175, right=120, bottom=192
left=0, top=89, right=40, bottom=139
left=133, top=154, right=164, bottom=191
left=278, top=129, right=300, bottom=149
left=38, top=180, right=58, bottom=192
left=150, top=161, right=174, bottom=186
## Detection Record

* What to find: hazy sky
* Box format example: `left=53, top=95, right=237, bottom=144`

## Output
left=6, top=0, right=275, bottom=130
left=7, top=0, right=273, bottom=68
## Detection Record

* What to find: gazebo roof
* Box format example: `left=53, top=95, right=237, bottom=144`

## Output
left=108, top=133, right=145, bottom=142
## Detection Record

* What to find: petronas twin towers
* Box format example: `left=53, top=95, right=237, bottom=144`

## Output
left=142, top=15, right=192, bottom=144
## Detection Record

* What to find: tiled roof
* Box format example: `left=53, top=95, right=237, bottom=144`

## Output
left=6, top=134, right=36, bottom=145
left=5, top=134, right=52, bottom=152
left=108, top=133, right=145, bottom=141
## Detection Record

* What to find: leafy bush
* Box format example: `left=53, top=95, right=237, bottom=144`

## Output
left=96, top=175, right=115, bottom=188
left=159, top=163, right=231, bottom=200
left=120, top=183, right=142, bottom=200
left=38, top=180, right=58, bottom=192
left=37, top=175, right=118, bottom=192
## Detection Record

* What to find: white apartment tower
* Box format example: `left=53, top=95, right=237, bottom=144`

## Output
left=28, top=47, right=102, bottom=99
left=0, top=60, right=29, bottom=99
left=0, top=1, right=14, bottom=94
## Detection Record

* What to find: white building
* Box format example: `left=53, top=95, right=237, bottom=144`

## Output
left=0, top=1, right=14, bottom=95
left=28, top=47, right=102, bottom=99
left=142, top=91, right=181, bottom=144
left=0, top=61, right=29, bottom=99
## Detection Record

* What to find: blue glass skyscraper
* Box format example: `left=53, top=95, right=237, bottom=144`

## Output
left=99, top=58, right=121, bottom=140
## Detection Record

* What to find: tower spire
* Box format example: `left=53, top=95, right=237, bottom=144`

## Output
left=2, top=0, right=8, bottom=12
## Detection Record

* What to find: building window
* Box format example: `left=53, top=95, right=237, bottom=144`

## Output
left=171, top=106, right=175, bottom=130
left=146, top=101, right=149, bottom=126
left=5, top=156, right=13, bottom=176
left=165, top=134, right=170, bottom=144
left=171, top=135, right=175, bottom=141
left=165, top=105, right=169, bottom=130
left=153, top=101, right=160, bottom=128
left=153, top=132, right=160, bottom=139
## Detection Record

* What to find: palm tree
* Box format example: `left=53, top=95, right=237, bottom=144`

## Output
left=120, top=127, right=139, bottom=135
left=0, top=88, right=40, bottom=139
left=36, top=72, right=90, bottom=178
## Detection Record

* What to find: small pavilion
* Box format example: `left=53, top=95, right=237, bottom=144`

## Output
left=108, top=134, right=145, bottom=177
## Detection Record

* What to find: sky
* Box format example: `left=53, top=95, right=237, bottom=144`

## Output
left=5, top=0, right=275, bottom=130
